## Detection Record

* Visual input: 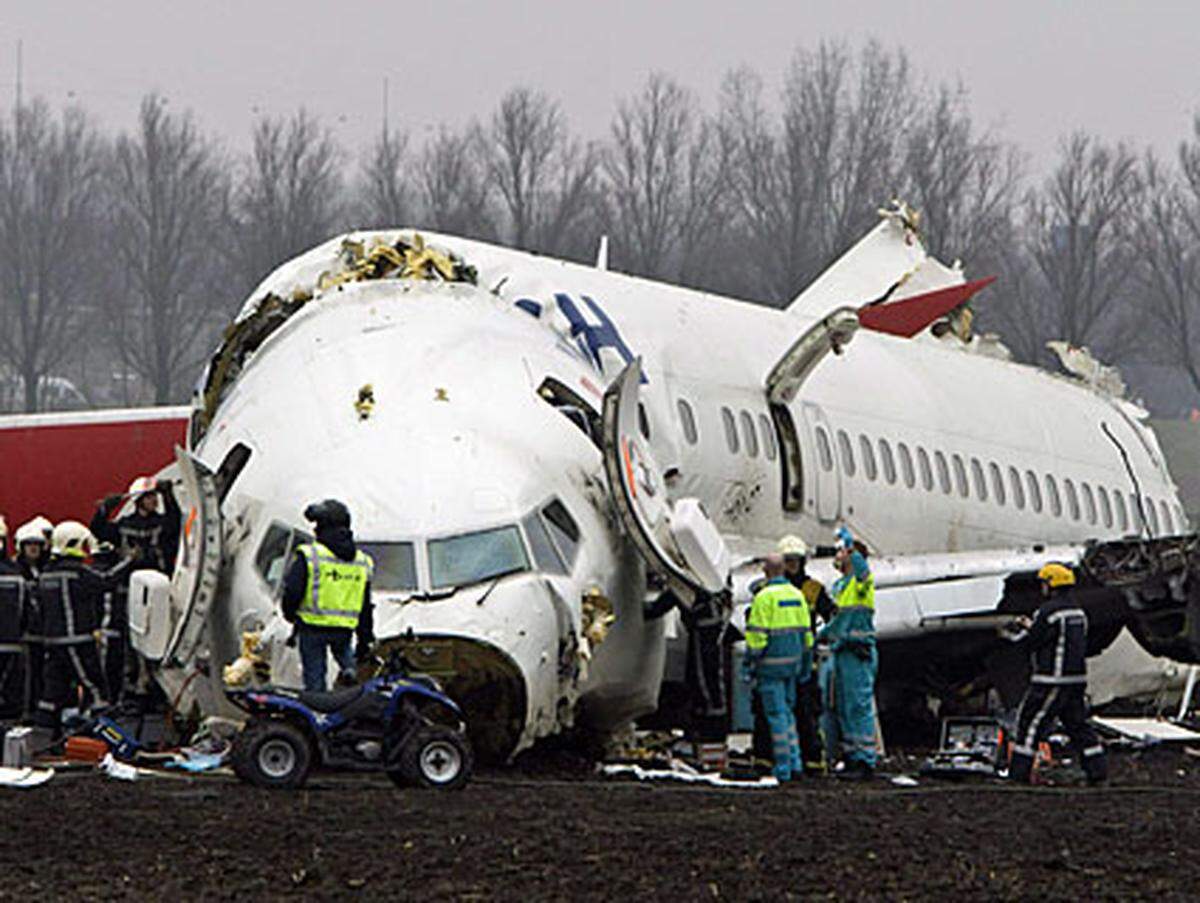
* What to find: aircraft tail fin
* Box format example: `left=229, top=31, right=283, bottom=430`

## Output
left=857, top=276, right=996, bottom=338
left=785, top=202, right=964, bottom=321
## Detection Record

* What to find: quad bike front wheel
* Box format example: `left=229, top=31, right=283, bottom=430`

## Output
left=232, top=719, right=313, bottom=789
left=387, top=725, right=473, bottom=791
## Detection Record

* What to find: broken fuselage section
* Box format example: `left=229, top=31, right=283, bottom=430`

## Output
left=142, top=233, right=675, bottom=760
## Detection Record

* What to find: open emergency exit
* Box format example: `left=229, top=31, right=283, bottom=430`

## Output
left=602, top=358, right=730, bottom=606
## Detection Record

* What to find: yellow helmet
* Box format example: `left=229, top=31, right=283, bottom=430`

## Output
left=1037, top=563, right=1076, bottom=588
left=776, top=535, right=808, bottom=558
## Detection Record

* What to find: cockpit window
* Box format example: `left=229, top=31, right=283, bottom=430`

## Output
left=429, top=525, right=530, bottom=589
left=541, top=499, right=581, bottom=566
left=255, top=522, right=312, bottom=592
left=357, top=542, right=418, bottom=592
left=521, top=511, right=567, bottom=575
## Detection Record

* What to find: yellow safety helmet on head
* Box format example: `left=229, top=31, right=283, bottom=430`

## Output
left=777, top=535, right=809, bottom=558
left=1037, top=562, right=1076, bottom=588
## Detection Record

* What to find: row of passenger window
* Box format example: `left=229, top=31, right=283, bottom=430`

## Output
left=815, top=425, right=1181, bottom=536
left=676, top=398, right=779, bottom=462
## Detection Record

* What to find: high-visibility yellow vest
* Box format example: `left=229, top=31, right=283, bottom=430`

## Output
left=834, top=568, right=875, bottom=611
left=746, top=579, right=812, bottom=672
left=297, top=542, right=373, bottom=629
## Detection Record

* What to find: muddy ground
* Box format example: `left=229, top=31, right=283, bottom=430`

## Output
left=1, top=747, right=1198, bottom=900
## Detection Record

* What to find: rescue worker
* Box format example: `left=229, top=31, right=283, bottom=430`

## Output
left=742, top=553, right=811, bottom=782
left=778, top=535, right=834, bottom=775
left=13, top=518, right=51, bottom=580
left=92, top=480, right=178, bottom=702
left=31, top=522, right=131, bottom=734
left=0, top=521, right=25, bottom=717
left=818, top=526, right=878, bottom=778
left=1002, top=563, right=1108, bottom=785
left=644, top=580, right=733, bottom=754
left=12, top=519, right=52, bottom=714
left=280, top=500, right=375, bottom=692
left=90, top=477, right=181, bottom=574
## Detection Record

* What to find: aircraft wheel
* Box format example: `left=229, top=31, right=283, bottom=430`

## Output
left=232, top=719, right=313, bottom=789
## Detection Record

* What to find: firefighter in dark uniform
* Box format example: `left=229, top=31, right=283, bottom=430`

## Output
left=90, top=477, right=181, bottom=574
left=90, top=477, right=180, bottom=701
left=0, top=520, right=27, bottom=717
left=31, top=522, right=131, bottom=734
left=1002, top=563, right=1108, bottom=785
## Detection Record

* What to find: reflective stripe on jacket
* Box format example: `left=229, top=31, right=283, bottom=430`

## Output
left=297, top=542, right=374, bottom=629
left=745, top=578, right=812, bottom=677
left=822, top=551, right=876, bottom=648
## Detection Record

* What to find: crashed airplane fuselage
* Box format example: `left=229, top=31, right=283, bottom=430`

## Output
left=140, top=210, right=1193, bottom=759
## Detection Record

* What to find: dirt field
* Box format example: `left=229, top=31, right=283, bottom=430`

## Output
left=1, top=748, right=1198, bottom=900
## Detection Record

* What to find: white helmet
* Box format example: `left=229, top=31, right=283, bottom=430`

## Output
left=777, top=535, right=809, bottom=558
left=29, top=515, right=52, bottom=540
left=14, top=519, right=48, bottom=547
left=0, top=515, right=6, bottom=544
left=51, top=521, right=96, bottom=558
left=128, top=476, right=157, bottom=497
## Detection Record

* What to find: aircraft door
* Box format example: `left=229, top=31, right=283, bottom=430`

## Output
left=162, top=447, right=224, bottom=667
left=801, top=403, right=841, bottom=523
left=602, top=358, right=730, bottom=605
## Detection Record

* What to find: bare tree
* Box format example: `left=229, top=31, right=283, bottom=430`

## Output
left=478, top=87, right=600, bottom=257
left=106, top=94, right=228, bottom=404
left=416, top=126, right=495, bottom=240
left=228, top=109, right=344, bottom=291
left=0, top=101, right=104, bottom=412
left=1023, top=133, right=1141, bottom=360
left=1132, top=135, right=1200, bottom=398
left=722, top=42, right=917, bottom=304
left=605, top=73, right=731, bottom=282
left=359, top=126, right=409, bottom=227
left=902, top=83, right=1023, bottom=268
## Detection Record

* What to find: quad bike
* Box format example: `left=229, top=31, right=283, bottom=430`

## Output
left=226, top=651, right=472, bottom=790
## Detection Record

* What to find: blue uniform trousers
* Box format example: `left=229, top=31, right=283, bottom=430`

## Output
left=819, top=645, right=878, bottom=769
left=756, top=674, right=802, bottom=781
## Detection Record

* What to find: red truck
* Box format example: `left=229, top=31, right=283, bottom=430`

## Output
left=0, top=407, right=189, bottom=535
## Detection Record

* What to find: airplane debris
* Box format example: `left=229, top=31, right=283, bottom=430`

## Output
left=1092, top=717, right=1200, bottom=744
left=602, top=762, right=778, bottom=789
left=0, top=766, right=53, bottom=789
left=1047, top=341, right=1127, bottom=397
left=354, top=384, right=376, bottom=420
left=196, top=231, right=476, bottom=438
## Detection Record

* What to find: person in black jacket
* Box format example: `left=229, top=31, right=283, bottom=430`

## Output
left=90, top=477, right=181, bottom=575
left=1002, top=563, right=1108, bottom=785
left=31, top=522, right=132, bottom=734
left=0, top=540, right=27, bottom=717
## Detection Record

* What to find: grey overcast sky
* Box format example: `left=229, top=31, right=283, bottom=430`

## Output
left=3, top=1, right=1199, bottom=172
